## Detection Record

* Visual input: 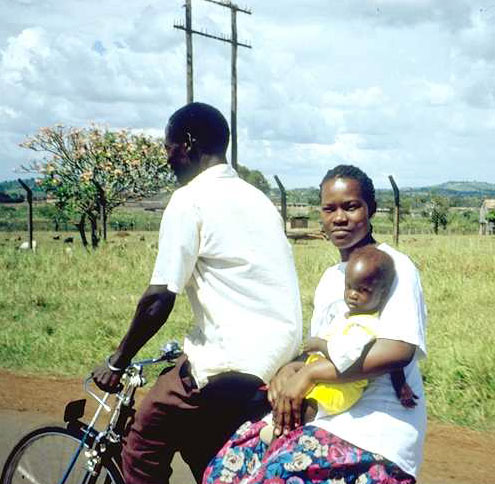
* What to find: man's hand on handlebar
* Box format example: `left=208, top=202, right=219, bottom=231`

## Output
left=92, top=355, right=127, bottom=393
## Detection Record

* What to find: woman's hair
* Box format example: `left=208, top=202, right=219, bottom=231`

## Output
left=320, top=164, right=377, bottom=217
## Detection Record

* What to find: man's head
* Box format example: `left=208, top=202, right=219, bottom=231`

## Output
left=344, top=246, right=395, bottom=313
left=164, top=102, right=230, bottom=185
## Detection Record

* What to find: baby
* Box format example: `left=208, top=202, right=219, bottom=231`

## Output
left=261, top=245, right=416, bottom=444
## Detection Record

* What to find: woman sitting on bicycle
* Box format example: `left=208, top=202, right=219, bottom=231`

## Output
left=203, top=165, right=427, bottom=484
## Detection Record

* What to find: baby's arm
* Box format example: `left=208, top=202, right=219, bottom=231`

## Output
left=303, top=337, right=329, bottom=359
left=327, top=322, right=376, bottom=375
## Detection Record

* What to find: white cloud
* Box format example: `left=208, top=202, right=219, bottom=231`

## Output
left=409, top=80, right=456, bottom=106
left=1, top=27, right=51, bottom=84
left=322, top=87, right=386, bottom=109
left=457, top=9, right=495, bottom=61
left=0, top=0, right=494, bottom=187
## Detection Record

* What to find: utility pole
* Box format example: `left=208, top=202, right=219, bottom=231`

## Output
left=185, top=0, right=194, bottom=102
left=230, top=6, right=239, bottom=170
left=174, top=0, right=194, bottom=102
left=174, top=0, right=252, bottom=170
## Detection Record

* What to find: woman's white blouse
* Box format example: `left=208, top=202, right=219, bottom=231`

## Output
left=310, top=243, right=427, bottom=478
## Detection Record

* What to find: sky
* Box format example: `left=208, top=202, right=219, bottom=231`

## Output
left=1, top=0, right=495, bottom=189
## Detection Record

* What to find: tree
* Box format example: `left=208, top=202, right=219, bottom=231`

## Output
left=237, top=164, right=271, bottom=195
left=486, top=209, right=495, bottom=224
left=36, top=202, right=72, bottom=231
left=423, top=196, right=449, bottom=234
left=22, top=125, right=174, bottom=248
left=384, top=197, right=411, bottom=223
left=0, top=192, right=23, bottom=203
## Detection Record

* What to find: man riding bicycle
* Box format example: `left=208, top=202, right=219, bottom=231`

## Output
left=92, top=102, right=302, bottom=484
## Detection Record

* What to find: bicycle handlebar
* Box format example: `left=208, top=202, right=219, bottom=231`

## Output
left=85, top=340, right=183, bottom=411
left=130, top=340, right=183, bottom=367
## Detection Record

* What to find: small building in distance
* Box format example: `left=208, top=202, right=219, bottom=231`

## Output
left=290, top=215, right=309, bottom=229
left=479, top=199, right=495, bottom=235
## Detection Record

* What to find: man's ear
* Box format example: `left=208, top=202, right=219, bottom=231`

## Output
left=185, top=132, right=197, bottom=153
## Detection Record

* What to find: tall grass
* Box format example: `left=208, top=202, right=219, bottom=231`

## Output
left=0, top=232, right=494, bottom=430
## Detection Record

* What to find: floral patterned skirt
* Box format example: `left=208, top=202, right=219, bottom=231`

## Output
left=202, top=421, right=416, bottom=484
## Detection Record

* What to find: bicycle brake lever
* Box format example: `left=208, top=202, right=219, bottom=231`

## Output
left=160, top=340, right=183, bottom=360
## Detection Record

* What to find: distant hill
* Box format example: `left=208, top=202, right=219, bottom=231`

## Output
left=0, top=178, right=46, bottom=201
left=403, top=181, right=495, bottom=196
left=2, top=177, right=495, bottom=208
left=435, top=181, right=495, bottom=192
left=391, top=181, right=495, bottom=207
left=369, top=181, right=495, bottom=209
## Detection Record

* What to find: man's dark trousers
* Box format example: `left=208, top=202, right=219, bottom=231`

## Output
left=122, top=355, right=271, bottom=484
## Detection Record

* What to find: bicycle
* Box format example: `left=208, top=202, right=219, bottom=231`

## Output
left=1, top=341, right=183, bottom=484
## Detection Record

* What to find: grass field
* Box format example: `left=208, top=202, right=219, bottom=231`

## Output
left=0, top=231, right=494, bottom=431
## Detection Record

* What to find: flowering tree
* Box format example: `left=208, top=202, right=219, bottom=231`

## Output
left=21, top=125, right=174, bottom=248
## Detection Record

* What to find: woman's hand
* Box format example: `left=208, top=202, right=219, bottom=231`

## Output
left=267, top=361, right=304, bottom=406
left=271, top=366, right=314, bottom=437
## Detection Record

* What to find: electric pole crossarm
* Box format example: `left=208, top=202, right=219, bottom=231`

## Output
left=174, top=24, right=251, bottom=48
left=203, top=0, right=251, bottom=15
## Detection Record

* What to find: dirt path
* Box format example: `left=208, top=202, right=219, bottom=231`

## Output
left=2, top=370, right=494, bottom=484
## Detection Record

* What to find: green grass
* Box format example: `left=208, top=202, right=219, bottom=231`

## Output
left=0, top=231, right=494, bottom=431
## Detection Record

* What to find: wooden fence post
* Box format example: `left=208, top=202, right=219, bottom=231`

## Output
left=274, top=175, right=287, bottom=235
left=18, top=179, right=34, bottom=250
left=388, top=175, right=400, bottom=246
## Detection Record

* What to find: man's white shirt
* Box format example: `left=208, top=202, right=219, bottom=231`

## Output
left=151, top=164, right=302, bottom=388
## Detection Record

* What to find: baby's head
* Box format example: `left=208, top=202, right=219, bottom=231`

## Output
left=344, top=246, right=395, bottom=314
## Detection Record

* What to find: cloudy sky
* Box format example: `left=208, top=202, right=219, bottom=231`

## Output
left=1, top=0, right=495, bottom=189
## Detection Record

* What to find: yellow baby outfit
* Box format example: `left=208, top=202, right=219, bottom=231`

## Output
left=305, top=311, right=379, bottom=414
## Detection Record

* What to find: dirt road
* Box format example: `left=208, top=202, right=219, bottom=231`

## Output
left=1, top=371, right=494, bottom=484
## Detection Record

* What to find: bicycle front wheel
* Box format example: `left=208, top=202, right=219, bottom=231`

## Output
left=1, top=425, right=124, bottom=484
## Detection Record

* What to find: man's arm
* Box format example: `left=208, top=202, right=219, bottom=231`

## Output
left=92, top=284, right=176, bottom=392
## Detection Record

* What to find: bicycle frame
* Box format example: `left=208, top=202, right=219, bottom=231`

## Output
left=59, top=341, right=183, bottom=484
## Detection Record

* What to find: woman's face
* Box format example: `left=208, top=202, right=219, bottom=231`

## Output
left=320, top=177, right=371, bottom=253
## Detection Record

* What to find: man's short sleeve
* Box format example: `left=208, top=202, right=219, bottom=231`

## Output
left=150, top=190, right=200, bottom=294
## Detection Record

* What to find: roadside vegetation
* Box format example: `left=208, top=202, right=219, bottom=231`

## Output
left=0, top=232, right=494, bottom=431
left=0, top=191, right=483, bottom=235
